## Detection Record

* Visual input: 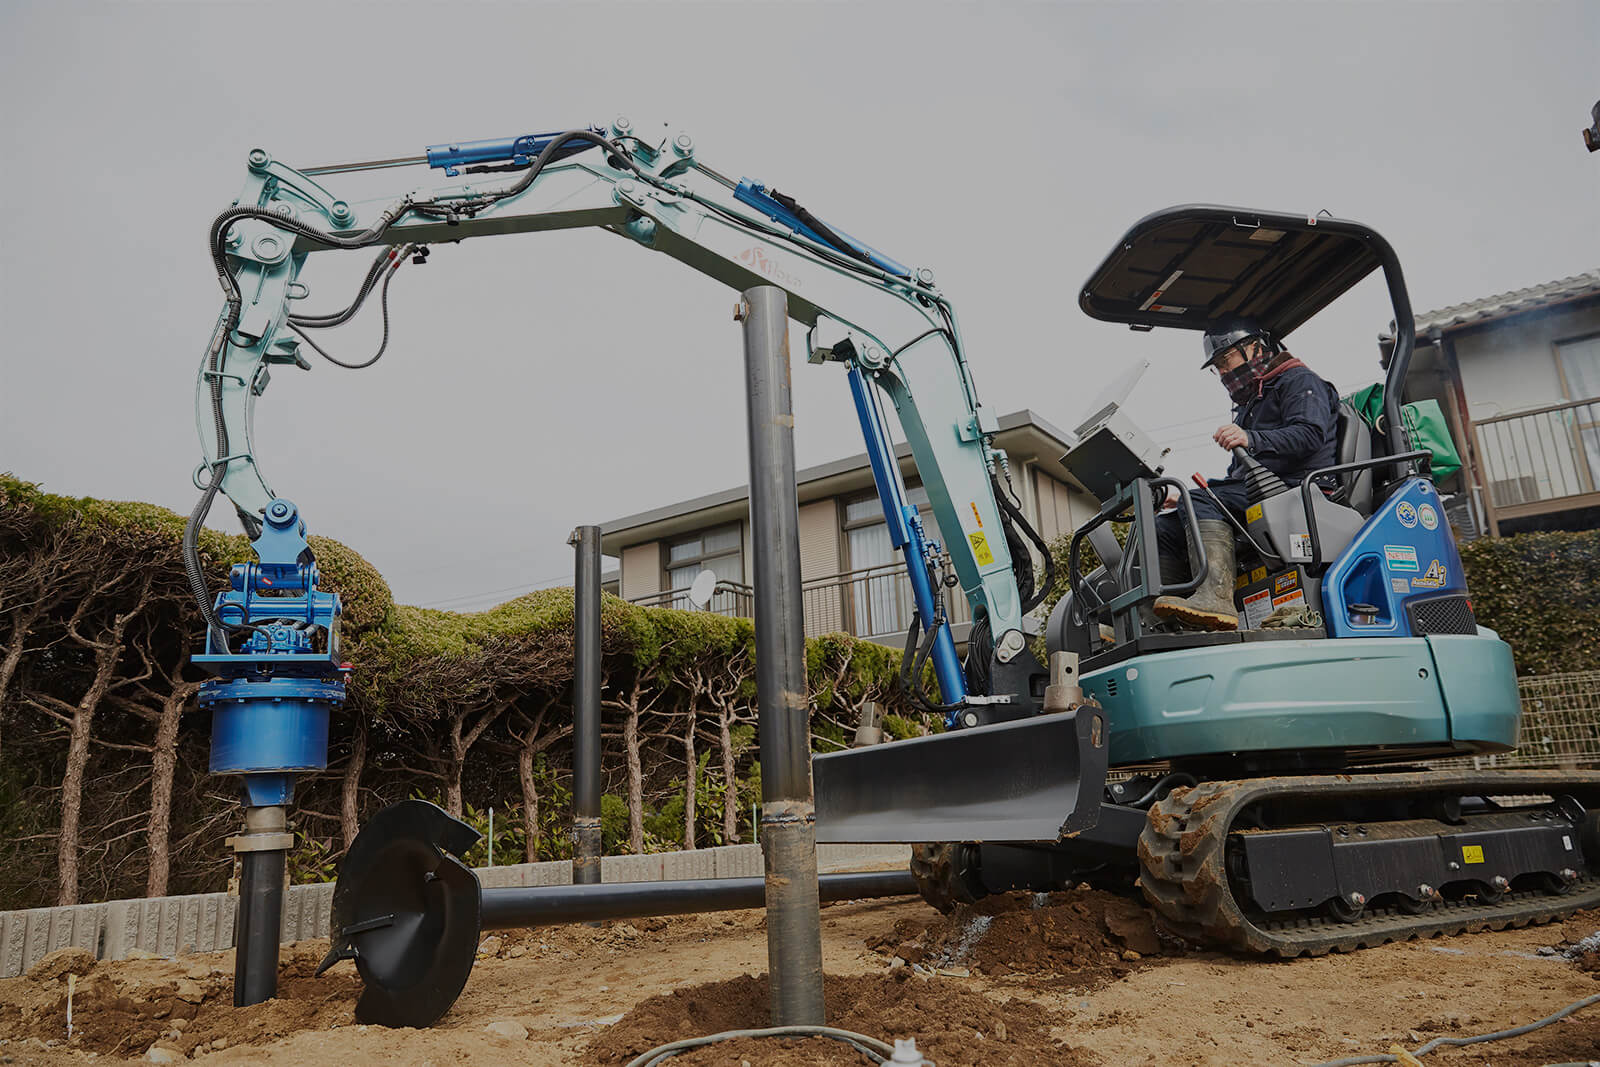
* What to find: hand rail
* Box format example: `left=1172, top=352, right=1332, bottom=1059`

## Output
left=1067, top=476, right=1207, bottom=617
left=1472, top=393, right=1600, bottom=426
left=1299, top=448, right=1432, bottom=564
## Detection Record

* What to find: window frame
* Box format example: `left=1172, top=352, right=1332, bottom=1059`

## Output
left=661, top=523, right=744, bottom=589
left=1553, top=329, right=1600, bottom=403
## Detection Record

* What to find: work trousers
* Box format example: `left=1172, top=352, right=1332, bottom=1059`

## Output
left=1155, top=477, right=1250, bottom=571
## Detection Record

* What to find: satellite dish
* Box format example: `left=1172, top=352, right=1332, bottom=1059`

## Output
left=686, top=569, right=718, bottom=610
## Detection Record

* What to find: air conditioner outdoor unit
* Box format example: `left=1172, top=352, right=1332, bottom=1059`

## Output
left=1488, top=476, right=1542, bottom=507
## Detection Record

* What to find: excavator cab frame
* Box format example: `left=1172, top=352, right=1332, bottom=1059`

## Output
left=1054, top=205, right=1428, bottom=659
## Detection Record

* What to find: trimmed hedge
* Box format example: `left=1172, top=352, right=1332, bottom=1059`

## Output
left=0, top=472, right=924, bottom=907
left=1459, top=530, right=1600, bottom=675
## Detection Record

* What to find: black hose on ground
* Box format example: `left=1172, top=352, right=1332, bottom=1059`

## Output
left=1309, top=991, right=1600, bottom=1067
left=625, top=1025, right=904, bottom=1066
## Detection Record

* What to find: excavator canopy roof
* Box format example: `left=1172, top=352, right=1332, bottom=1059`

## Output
left=1078, top=204, right=1388, bottom=339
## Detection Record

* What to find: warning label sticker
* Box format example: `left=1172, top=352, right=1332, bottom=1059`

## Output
left=957, top=500, right=983, bottom=536
left=1242, top=588, right=1273, bottom=629
left=968, top=531, right=995, bottom=566
left=1250, top=566, right=1268, bottom=583
left=1462, top=844, right=1485, bottom=865
left=1384, top=545, right=1419, bottom=572
left=1246, top=503, right=1264, bottom=524
left=1137, top=269, right=1185, bottom=311
left=1271, top=589, right=1307, bottom=614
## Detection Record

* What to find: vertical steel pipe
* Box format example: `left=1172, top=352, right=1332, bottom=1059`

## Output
left=232, top=804, right=289, bottom=1006
left=737, top=285, right=825, bottom=1026
left=569, top=525, right=603, bottom=886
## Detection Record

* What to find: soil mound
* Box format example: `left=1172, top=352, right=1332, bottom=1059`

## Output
left=3, top=945, right=360, bottom=1059
left=587, top=972, right=1094, bottom=1066
left=870, top=888, right=1175, bottom=985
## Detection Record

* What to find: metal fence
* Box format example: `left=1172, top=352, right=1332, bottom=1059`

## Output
left=629, top=580, right=754, bottom=619
left=631, top=562, right=973, bottom=642
left=1475, top=396, right=1600, bottom=510
left=801, top=561, right=972, bottom=641
left=1432, top=670, right=1600, bottom=770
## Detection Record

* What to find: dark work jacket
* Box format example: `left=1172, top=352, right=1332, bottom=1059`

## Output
left=1225, top=364, right=1341, bottom=485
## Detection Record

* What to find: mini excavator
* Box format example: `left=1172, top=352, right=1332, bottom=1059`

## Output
left=189, top=122, right=1600, bottom=977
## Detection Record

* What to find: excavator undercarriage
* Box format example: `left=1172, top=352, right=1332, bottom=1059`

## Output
left=893, top=769, right=1600, bottom=956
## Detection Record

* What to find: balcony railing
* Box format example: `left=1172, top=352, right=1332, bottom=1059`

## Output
left=1475, top=396, right=1600, bottom=514
left=627, top=560, right=972, bottom=641
left=629, top=580, right=754, bottom=619
left=801, top=561, right=971, bottom=640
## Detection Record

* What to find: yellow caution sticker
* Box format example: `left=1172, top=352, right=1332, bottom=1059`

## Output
left=1462, top=844, right=1485, bottom=864
left=968, top=531, right=995, bottom=566
left=1246, top=503, right=1264, bottom=523
left=1250, top=566, right=1268, bottom=583
left=1235, top=573, right=1249, bottom=590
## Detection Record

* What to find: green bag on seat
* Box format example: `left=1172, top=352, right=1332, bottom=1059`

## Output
left=1342, top=383, right=1462, bottom=484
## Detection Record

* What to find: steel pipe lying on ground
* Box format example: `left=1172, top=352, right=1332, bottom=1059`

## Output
left=318, top=800, right=915, bottom=1028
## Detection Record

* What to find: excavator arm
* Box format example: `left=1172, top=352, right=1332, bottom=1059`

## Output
left=194, top=120, right=1053, bottom=710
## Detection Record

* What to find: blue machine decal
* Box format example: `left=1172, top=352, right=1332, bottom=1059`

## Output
left=1322, top=478, right=1469, bottom=638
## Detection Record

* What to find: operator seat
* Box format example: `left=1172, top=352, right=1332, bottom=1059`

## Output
left=1329, top=402, right=1374, bottom=516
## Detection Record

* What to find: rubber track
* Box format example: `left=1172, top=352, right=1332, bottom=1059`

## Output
left=1137, top=769, right=1600, bottom=956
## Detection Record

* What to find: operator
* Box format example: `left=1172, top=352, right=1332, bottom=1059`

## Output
left=1152, top=317, right=1341, bottom=630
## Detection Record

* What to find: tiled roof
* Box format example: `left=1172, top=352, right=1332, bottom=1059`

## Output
left=1411, top=270, right=1600, bottom=335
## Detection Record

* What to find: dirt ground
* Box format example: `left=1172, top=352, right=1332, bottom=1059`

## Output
left=1, top=889, right=1597, bottom=1066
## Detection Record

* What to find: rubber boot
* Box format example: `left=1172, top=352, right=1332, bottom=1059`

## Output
left=1138, top=552, right=1187, bottom=634
left=1152, top=519, right=1239, bottom=631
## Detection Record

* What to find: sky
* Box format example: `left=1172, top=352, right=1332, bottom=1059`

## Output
left=1, top=1, right=1596, bottom=612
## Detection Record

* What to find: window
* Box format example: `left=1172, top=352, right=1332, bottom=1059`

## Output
left=1557, top=334, right=1600, bottom=402
left=665, top=525, right=743, bottom=608
left=841, top=486, right=944, bottom=637
left=1556, top=333, right=1600, bottom=492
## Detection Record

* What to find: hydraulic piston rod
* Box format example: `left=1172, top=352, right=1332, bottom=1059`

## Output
left=320, top=800, right=915, bottom=1028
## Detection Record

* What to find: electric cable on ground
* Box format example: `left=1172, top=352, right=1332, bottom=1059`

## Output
left=1309, top=991, right=1600, bottom=1067
left=623, top=1024, right=910, bottom=1067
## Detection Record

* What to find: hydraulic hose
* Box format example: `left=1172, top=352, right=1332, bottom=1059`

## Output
left=186, top=129, right=638, bottom=624
left=183, top=466, right=229, bottom=650
left=963, top=609, right=992, bottom=695
left=287, top=248, right=392, bottom=327
left=898, top=562, right=964, bottom=715
left=992, top=473, right=1055, bottom=614
left=287, top=246, right=412, bottom=369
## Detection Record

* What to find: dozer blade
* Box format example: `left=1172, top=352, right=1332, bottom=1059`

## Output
left=814, top=707, right=1108, bottom=844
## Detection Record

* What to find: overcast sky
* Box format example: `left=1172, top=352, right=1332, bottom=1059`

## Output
left=2, top=1, right=1595, bottom=611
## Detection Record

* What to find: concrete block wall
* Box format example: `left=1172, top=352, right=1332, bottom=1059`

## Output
left=0, top=842, right=904, bottom=978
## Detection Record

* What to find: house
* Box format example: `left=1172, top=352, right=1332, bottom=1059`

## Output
left=1385, top=270, right=1600, bottom=537
left=599, top=410, right=1098, bottom=645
